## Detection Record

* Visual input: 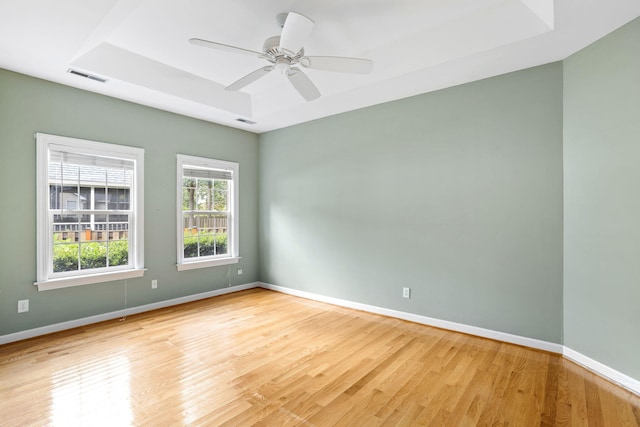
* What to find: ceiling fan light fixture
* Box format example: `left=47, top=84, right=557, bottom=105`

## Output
left=274, top=58, right=290, bottom=74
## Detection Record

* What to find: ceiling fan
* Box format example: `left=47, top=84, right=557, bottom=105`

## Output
left=190, top=12, right=373, bottom=101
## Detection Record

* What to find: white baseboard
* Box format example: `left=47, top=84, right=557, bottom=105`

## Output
left=258, top=282, right=564, bottom=354
left=0, top=282, right=260, bottom=345
left=563, top=346, right=640, bottom=395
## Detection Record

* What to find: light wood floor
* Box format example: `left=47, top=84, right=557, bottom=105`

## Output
left=1, top=288, right=638, bottom=426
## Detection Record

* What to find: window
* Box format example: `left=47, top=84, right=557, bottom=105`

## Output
left=36, top=133, right=145, bottom=291
left=176, top=154, right=239, bottom=271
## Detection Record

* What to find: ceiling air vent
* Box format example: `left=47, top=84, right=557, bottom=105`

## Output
left=236, top=118, right=256, bottom=125
left=67, top=69, right=107, bottom=83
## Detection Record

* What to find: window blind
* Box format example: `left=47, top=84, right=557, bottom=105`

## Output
left=183, top=166, right=232, bottom=180
left=50, top=147, right=135, bottom=170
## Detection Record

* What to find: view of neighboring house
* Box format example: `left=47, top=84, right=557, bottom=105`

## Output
left=49, top=162, right=131, bottom=243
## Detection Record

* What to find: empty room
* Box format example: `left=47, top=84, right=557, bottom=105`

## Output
left=1, top=0, right=639, bottom=425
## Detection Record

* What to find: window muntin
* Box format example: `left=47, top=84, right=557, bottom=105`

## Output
left=176, top=155, right=239, bottom=270
left=36, top=133, right=145, bottom=290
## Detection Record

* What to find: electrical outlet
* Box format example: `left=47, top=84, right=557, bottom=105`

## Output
left=402, top=287, right=411, bottom=299
left=151, top=279, right=158, bottom=289
left=18, top=299, right=29, bottom=313
left=237, top=268, right=243, bottom=275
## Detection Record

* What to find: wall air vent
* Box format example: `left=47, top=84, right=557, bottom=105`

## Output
left=236, top=118, right=256, bottom=125
left=67, top=69, right=107, bottom=83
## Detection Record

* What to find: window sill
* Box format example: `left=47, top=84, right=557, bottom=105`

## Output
left=176, top=257, right=240, bottom=272
left=35, top=269, right=146, bottom=291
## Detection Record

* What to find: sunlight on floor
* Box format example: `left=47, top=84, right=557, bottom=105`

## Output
left=50, top=352, right=132, bottom=426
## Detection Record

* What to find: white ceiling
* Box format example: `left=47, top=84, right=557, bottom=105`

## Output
left=1, top=0, right=639, bottom=133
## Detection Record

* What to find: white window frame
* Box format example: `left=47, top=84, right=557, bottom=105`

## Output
left=176, top=154, right=239, bottom=271
left=35, top=133, right=145, bottom=291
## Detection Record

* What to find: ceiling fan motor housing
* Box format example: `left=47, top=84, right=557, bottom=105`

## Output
left=263, top=36, right=304, bottom=64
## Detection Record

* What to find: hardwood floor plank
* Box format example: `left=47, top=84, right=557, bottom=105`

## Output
left=1, top=288, right=639, bottom=426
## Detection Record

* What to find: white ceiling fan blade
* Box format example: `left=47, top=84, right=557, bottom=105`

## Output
left=302, top=56, right=373, bottom=74
left=287, top=68, right=320, bottom=101
left=226, top=66, right=273, bottom=91
left=279, top=12, right=314, bottom=55
left=189, top=38, right=261, bottom=57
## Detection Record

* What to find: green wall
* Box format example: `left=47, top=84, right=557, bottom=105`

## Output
left=563, top=17, right=640, bottom=379
left=0, top=69, right=259, bottom=336
left=259, top=63, right=564, bottom=343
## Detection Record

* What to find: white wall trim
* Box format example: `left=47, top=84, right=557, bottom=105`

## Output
left=563, top=346, right=640, bottom=395
left=0, top=282, right=259, bottom=345
left=176, top=154, right=240, bottom=268
left=258, top=282, right=564, bottom=354
left=35, top=132, right=146, bottom=290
